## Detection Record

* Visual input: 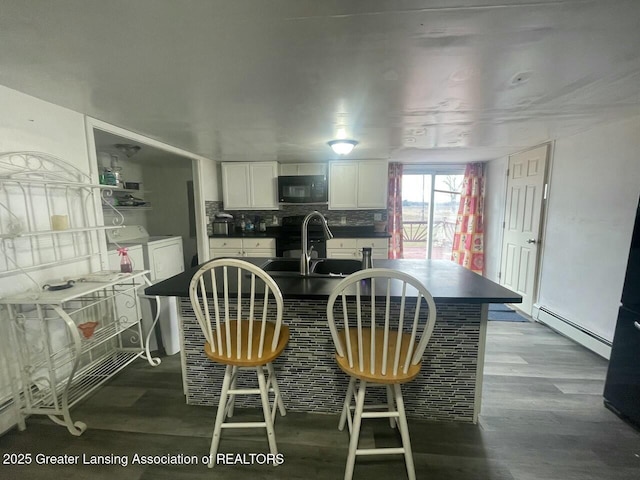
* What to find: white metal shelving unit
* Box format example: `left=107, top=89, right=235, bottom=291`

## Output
left=0, top=151, right=160, bottom=436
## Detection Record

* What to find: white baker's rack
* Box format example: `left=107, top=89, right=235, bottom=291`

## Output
left=0, top=152, right=160, bottom=435
left=0, top=271, right=159, bottom=436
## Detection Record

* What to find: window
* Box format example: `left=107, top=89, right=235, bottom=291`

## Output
left=402, top=166, right=464, bottom=259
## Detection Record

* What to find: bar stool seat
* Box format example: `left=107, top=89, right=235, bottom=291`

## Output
left=204, top=321, right=289, bottom=366
left=334, top=329, right=421, bottom=384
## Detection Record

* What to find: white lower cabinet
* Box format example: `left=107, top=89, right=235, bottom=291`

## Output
left=326, top=238, right=389, bottom=260
left=210, top=238, right=276, bottom=258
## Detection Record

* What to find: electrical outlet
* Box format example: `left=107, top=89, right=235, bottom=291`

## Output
left=340, top=216, right=347, bottom=225
left=373, top=213, right=382, bottom=221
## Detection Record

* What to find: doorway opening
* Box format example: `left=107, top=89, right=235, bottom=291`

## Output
left=402, top=166, right=465, bottom=259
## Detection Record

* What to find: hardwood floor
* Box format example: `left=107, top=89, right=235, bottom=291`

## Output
left=1, top=321, right=639, bottom=479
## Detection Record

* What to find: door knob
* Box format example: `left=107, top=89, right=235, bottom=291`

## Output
left=526, top=239, right=537, bottom=244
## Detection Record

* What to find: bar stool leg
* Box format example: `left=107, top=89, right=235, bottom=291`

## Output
left=386, top=385, right=396, bottom=429
left=227, top=366, right=238, bottom=417
left=209, top=365, right=233, bottom=468
left=257, top=365, right=278, bottom=456
left=394, top=384, right=416, bottom=480
left=344, top=379, right=366, bottom=480
left=339, top=377, right=356, bottom=432
left=267, top=362, right=286, bottom=417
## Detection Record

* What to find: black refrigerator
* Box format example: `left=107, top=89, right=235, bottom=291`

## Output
left=604, top=195, right=640, bottom=428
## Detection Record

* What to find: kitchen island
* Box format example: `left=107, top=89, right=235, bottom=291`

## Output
left=145, top=258, right=520, bottom=423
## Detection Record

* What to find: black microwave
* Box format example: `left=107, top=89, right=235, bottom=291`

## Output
left=277, top=175, right=328, bottom=204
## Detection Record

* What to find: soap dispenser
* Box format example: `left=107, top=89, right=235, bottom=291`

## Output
left=361, top=247, right=373, bottom=270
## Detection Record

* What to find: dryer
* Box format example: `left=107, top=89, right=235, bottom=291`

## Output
left=107, top=226, right=184, bottom=355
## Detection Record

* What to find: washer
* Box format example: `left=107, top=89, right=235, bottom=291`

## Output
left=107, top=226, right=184, bottom=355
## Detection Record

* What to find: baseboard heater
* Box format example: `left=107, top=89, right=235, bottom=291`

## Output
left=534, top=305, right=611, bottom=360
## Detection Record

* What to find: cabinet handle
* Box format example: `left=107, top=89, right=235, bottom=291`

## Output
left=635, top=321, right=640, bottom=332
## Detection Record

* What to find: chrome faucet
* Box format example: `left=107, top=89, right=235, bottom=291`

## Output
left=300, top=211, right=333, bottom=275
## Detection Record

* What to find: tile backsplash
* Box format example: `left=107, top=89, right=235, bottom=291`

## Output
left=205, top=201, right=386, bottom=234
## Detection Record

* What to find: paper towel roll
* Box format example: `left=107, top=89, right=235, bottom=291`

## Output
left=51, top=215, right=69, bottom=231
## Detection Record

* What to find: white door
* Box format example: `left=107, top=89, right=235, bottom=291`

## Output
left=500, top=144, right=549, bottom=315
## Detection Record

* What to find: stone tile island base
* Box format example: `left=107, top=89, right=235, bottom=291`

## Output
left=179, top=299, right=486, bottom=423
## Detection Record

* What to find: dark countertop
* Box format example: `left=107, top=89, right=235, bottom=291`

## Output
left=209, top=232, right=279, bottom=239
left=145, top=257, right=521, bottom=304
left=209, top=226, right=390, bottom=239
left=328, top=226, right=391, bottom=238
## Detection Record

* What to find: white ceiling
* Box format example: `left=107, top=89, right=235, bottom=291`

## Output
left=1, top=0, right=638, bottom=164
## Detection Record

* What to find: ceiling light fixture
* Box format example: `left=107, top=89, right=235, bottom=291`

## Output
left=328, top=139, right=358, bottom=155
left=114, top=144, right=141, bottom=158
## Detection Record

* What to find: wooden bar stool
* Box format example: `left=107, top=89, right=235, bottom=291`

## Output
left=326, top=268, right=437, bottom=480
left=188, top=258, right=288, bottom=468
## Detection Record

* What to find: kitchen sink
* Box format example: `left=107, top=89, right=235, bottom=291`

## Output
left=261, top=258, right=301, bottom=273
left=261, top=258, right=362, bottom=278
left=311, top=259, right=362, bottom=275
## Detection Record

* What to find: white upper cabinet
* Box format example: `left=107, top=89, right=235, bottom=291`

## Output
left=221, top=161, right=278, bottom=210
left=249, top=162, right=278, bottom=208
left=328, top=162, right=358, bottom=209
left=329, top=160, right=388, bottom=210
left=279, top=163, right=327, bottom=176
left=221, top=163, right=251, bottom=208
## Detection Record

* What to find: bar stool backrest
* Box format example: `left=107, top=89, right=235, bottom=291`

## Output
left=326, top=268, right=437, bottom=377
left=189, top=258, right=284, bottom=360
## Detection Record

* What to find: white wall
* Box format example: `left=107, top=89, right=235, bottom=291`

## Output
left=484, top=156, right=508, bottom=282
left=143, top=160, right=196, bottom=267
left=0, top=85, right=95, bottom=434
left=537, top=116, right=640, bottom=342
left=0, top=85, right=98, bottom=296
left=200, top=158, right=220, bottom=201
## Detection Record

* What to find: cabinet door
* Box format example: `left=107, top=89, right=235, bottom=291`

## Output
left=356, top=238, right=388, bottom=250
left=210, top=238, right=243, bottom=250
left=329, top=162, right=358, bottom=209
left=244, top=248, right=276, bottom=258
left=327, top=238, right=358, bottom=250
left=356, top=238, right=389, bottom=259
left=357, top=160, right=388, bottom=208
left=249, top=162, right=278, bottom=209
left=326, top=249, right=358, bottom=259
left=222, top=163, right=251, bottom=209
left=210, top=248, right=244, bottom=259
left=243, top=238, right=276, bottom=250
